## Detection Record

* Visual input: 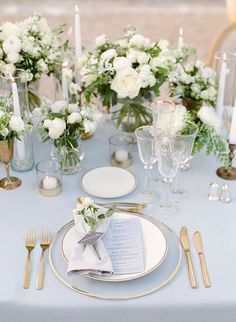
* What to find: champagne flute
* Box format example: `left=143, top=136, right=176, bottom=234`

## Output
left=172, top=122, right=198, bottom=202
left=135, top=126, right=164, bottom=203
left=157, top=136, right=184, bottom=215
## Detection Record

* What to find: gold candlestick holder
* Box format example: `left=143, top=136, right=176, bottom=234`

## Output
left=216, top=143, right=236, bottom=180
left=0, top=140, right=21, bottom=190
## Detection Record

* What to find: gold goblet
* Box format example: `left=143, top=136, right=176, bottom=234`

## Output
left=0, top=140, right=21, bottom=190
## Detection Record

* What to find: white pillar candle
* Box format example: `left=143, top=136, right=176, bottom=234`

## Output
left=229, top=99, right=236, bottom=144
left=10, top=75, right=26, bottom=160
left=178, top=27, right=184, bottom=50
left=216, top=53, right=229, bottom=122
left=115, top=149, right=129, bottom=162
left=62, top=61, right=69, bottom=100
left=43, top=176, right=58, bottom=190
left=75, top=4, right=82, bottom=58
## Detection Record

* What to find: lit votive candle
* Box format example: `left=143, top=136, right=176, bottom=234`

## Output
left=39, top=176, right=62, bottom=197
left=115, top=149, right=129, bottom=162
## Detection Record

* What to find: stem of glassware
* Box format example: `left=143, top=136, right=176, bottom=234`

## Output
left=144, top=164, right=152, bottom=193
left=174, top=167, right=181, bottom=193
left=5, top=162, right=10, bottom=182
left=164, top=177, right=172, bottom=204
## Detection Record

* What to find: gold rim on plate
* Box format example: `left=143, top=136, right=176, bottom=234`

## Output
left=80, top=166, right=137, bottom=198
left=48, top=213, right=182, bottom=300
left=60, top=211, right=168, bottom=282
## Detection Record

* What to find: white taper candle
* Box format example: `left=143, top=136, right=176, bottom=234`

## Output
left=216, top=53, right=229, bottom=123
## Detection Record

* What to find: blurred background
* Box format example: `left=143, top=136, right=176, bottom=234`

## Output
left=0, top=0, right=232, bottom=60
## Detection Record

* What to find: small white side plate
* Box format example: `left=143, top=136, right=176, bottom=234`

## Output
left=81, top=166, right=136, bottom=198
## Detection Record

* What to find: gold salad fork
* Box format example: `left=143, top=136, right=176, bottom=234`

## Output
left=36, top=229, right=51, bottom=290
left=23, top=229, right=36, bottom=289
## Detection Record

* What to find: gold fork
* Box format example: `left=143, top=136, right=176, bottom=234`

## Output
left=23, top=229, right=36, bottom=289
left=36, top=228, right=51, bottom=290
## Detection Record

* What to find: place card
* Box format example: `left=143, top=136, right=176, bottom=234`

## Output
left=103, top=218, right=144, bottom=275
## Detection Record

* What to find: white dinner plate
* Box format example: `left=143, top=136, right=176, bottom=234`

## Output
left=61, top=211, right=168, bottom=282
left=81, top=166, right=136, bottom=198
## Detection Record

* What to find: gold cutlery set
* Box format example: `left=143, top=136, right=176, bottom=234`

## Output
left=23, top=228, right=51, bottom=290
left=180, top=226, right=210, bottom=289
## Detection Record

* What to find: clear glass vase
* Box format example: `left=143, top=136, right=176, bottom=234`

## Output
left=51, top=143, right=84, bottom=175
left=0, top=69, right=35, bottom=172
left=111, top=95, right=153, bottom=133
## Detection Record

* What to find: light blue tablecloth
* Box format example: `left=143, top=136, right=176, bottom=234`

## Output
left=0, top=120, right=236, bottom=322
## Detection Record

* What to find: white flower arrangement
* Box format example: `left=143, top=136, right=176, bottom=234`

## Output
left=34, top=98, right=102, bottom=149
left=168, top=60, right=217, bottom=107
left=78, top=26, right=193, bottom=131
left=0, top=13, right=70, bottom=82
left=0, top=96, right=26, bottom=141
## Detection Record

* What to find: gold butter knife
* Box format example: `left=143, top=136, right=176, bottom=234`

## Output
left=193, top=231, right=211, bottom=288
left=180, top=226, right=197, bottom=289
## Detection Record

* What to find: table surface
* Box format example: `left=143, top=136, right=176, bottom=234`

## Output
left=0, top=119, right=236, bottom=322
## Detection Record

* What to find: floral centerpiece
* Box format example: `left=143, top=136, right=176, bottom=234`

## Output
left=0, top=13, right=70, bottom=107
left=34, top=99, right=102, bottom=174
left=167, top=60, right=229, bottom=166
left=78, top=27, right=193, bottom=132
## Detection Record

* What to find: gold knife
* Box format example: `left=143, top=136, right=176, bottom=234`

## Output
left=180, top=226, right=197, bottom=289
left=193, top=231, right=211, bottom=288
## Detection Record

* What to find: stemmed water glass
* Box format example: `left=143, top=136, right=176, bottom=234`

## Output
left=157, top=136, right=184, bottom=215
left=135, top=126, right=164, bottom=203
left=172, top=122, right=198, bottom=201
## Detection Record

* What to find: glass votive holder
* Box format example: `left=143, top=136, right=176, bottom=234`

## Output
left=36, top=159, right=62, bottom=197
left=109, top=134, right=134, bottom=168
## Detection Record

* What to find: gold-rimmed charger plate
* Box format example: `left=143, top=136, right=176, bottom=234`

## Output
left=48, top=213, right=182, bottom=300
left=61, top=211, right=168, bottom=282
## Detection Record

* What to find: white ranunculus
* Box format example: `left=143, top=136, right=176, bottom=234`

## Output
left=191, top=83, right=201, bottom=94
left=3, top=36, right=21, bottom=54
left=170, top=105, right=187, bottom=135
left=126, top=49, right=139, bottom=63
left=82, top=73, right=97, bottom=86
left=137, top=52, right=149, bottom=64
left=111, top=67, right=141, bottom=99
left=101, top=48, right=117, bottom=62
left=67, top=112, right=81, bottom=124
left=0, top=127, right=9, bottom=137
left=7, top=52, right=21, bottom=64
left=113, top=57, right=131, bottom=71
left=48, top=118, right=66, bottom=139
left=197, top=105, right=220, bottom=133
left=1, top=22, right=21, bottom=39
left=68, top=104, right=79, bottom=113
left=51, top=100, right=67, bottom=113
left=48, top=127, right=63, bottom=139
left=148, top=74, right=156, bottom=87
left=95, top=34, right=107, bottom=47
left=9, top=116, right=25, bottom=132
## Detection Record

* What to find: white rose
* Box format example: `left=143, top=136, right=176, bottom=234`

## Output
left=3, top=36, right=21, bottom=54
left=68, top=104, right=79, bottom=113
left=21, top=40, right=33, bottom=53
left=148, top=74, right=156, bottom=87
left=0, top=127, right=9, bottom=137
left=197, top=105, right=220, bottom=132
left=101, top=49, right=117, bottom=61
left=67, top=112, right=81, bottom=124
left=130, top=34, right=150, bottom=49
left=137, top=52, right=149, bottom=64
left=111, top=67, right=141, bottom=99
left=127, top=49, right=139, bottom=63
left=82, top=73, right=97, bottom=86
left=113, top=57, right=131, bottom=71
left=171, top=105, right=187, bottom=135
left=51, top=100, right=67, bottom=113
left=191, top=83, right=201, bottom=94
left=43, top=119, right=53, bottom=128
left=95, top=34, right=107, bottom=47
left=1, top=22, right=20, bottom=39
left=48, top=118, right=66, bottom=139
left=7, top=52, right=21, bottom=64
left=9, top=116, right=25, bottom=132
left=37, top=59, right=48, bottom=73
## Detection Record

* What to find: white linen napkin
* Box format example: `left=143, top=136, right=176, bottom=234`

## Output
left=67, top=206, right=113, bottom=276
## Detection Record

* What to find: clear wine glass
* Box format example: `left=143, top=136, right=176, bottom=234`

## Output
left=172, top=122, right=198, bottom=202
left=157, top=136, right=184, bottom=215
left=135, top=126, right=164, bottom=204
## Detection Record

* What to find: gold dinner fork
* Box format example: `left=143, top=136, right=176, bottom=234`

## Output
left=23, top=229, right=36, bottom=289
left=36, top=229, right=51, bottom=290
